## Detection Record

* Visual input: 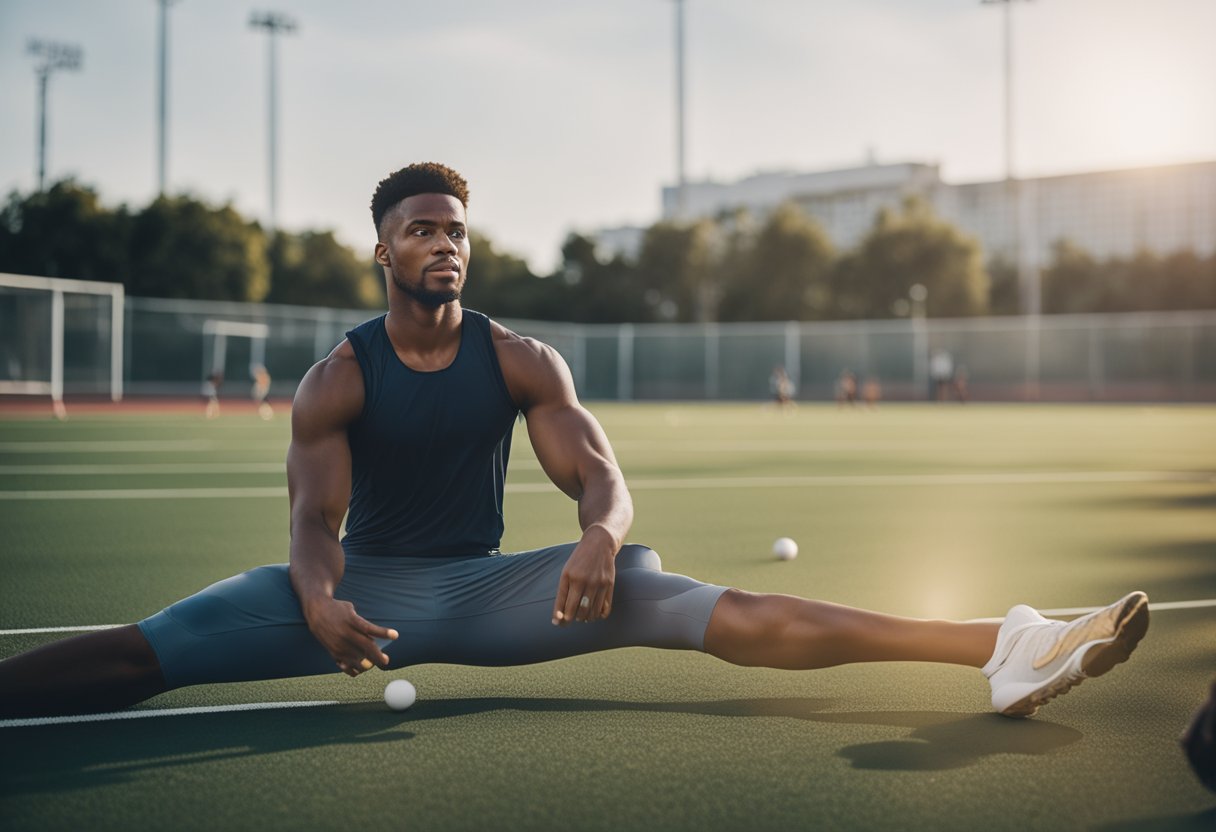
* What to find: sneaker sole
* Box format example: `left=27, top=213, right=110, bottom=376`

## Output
left=1001, top=591, right=1149, bottom=718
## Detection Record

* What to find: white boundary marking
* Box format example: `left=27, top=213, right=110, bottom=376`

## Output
left=0, top=440, right=280, bottom=453
left=0, top=700, right=340, bottom=728
left=0, top=463, right=287, bottom=475
left=0, top=624, right=125, bottom=635
left=2, top=469, right=1209, bottom=500
left=1, top=599, right=1211, bottom=727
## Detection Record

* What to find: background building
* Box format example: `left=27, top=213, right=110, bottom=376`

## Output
left=600, top=159, right=1216, bottom=267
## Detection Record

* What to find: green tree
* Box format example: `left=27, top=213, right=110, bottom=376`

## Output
left=266, top=230, right=383, bottom=308
left=986, top=255, right=1021, bottom=316
left=1042, top=240, right=1106, bottom=313
left=128, top=195, right=269, bottom=302
left=459, top=230, right=566, bottom=320
left=833, top=197, right=989, bottom=318
left=0, top=180, right=130, bottom=282
left=719, top=203, right=834, bottom=321
left=555, top=233, right=653, bottom=323
left=635, top=220, right=720, bottom=322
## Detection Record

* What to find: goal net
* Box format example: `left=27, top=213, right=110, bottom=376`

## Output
left=0, top=272, right=125, bottom=405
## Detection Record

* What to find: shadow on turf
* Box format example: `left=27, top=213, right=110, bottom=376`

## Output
left=0, top=697, right=1083, bottom=795
left=407, top=696, right=1082, bottom=771
left=1106, top=539, right=1216, bottom=600
left=1091, top=806, right=1216, bottom=832
left=0, top=704, right=417, bottom=795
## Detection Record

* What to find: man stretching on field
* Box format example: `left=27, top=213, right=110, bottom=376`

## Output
left=0, top=163, right=1149, bottom=719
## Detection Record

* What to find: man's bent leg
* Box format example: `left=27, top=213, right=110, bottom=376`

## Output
left=703, top=589, right=1000, bottom=670
left=0, top=625, right=166, bottom=718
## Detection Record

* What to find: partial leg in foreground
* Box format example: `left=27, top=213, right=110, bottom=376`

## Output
left=703, top=589, right=1149, bottom=717
left=0, top=625, right=166, bottom=718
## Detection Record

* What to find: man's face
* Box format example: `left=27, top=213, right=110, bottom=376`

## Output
left=375, top=193, right=470, bottom=308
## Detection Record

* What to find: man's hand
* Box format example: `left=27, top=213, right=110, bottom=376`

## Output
left=303, top=597, right=399, bottom=677
left=552, top=531, right=617, bottom=627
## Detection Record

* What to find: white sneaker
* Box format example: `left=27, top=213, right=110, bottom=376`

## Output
left=983, top=591, right=1149, bottom=717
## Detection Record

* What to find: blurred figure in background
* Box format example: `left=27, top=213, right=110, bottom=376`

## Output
left=252, top=364, right=273, bottom=420
left=862, top=376, right=882, bottom=409
left=930, top=348, right=954, bottom=402
left=952, top=364, right=969, bottom=404
left=769, top=365, right=795, bottom=409
left=835, top=368, right=857, bottom=407
left=202, top=370, right=222, bottom=419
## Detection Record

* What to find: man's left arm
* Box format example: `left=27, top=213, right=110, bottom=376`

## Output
left=501, top=335, right=633, bottom=626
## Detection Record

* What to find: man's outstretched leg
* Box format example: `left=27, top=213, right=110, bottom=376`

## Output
left=0, top=625, right=166, bottom=718
left=703, top=589, right=1149, bottom=717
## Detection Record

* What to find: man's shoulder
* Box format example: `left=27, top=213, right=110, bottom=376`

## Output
left=485, top=319, right=571, bottom=408
left=489, top=319, right=563, bottom=368
left=293, top=339, right=365, bottom=429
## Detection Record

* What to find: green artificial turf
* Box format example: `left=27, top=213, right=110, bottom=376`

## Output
left=1, top=403, right=1214, bottom=830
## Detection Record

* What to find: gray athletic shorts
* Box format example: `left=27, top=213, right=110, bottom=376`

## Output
left=138, top=543, right=729, bottom=690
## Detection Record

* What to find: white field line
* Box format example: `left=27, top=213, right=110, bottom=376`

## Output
left=0, top=463, right=286, bottom=475
left=0, top=439, right=919, bottom=453
left=0, top=487, right=290, bottom=500
left=1, top=470, right=1211, bottom=501
left=612, top=439, right=951, bottom=451
left=0, top=440, right=279, bottom=453
left=2, top=598, right=1212, bottom=728
left=0, top=700, right=341, bottom=728
left=0, top=624, right=125, bottom=635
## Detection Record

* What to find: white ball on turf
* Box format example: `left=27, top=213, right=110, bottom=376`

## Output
left=772, top=537, right=799, bottom=561
left=384, top=679, right=417, bottom=711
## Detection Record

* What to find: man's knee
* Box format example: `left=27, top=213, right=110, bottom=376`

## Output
left=617, top=544, right=661, bottom=571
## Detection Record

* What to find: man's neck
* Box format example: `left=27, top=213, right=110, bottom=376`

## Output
left=384, top=300, right=464, bottom=371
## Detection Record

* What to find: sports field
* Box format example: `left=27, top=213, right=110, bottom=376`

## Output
left=1, top=402, right=1214, bottom=831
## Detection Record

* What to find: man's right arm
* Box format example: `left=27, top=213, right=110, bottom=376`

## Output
left=287, top=342, right=397, bottom=677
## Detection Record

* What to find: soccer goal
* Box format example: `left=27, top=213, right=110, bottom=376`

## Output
left=201, top=318, right=270, bottom=387
left=0, top=272, right=125, bottom=407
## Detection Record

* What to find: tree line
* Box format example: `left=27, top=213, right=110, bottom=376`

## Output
left=2, top=180, right=1212, bottom=320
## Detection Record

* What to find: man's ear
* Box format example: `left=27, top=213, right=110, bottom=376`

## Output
left=374, top=242, right=390, bottom=267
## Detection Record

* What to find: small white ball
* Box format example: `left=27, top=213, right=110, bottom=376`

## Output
left=772, top=537, right=799, bottom=561
left=384, top=679, right=417, bottom=711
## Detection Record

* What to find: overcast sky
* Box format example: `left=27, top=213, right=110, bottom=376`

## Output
left=2, top=0, right=1213, bottom=274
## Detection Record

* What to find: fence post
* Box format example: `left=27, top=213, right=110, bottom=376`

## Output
left=617, top=323, right=633, bottom=401
left=705, top=322, right=719, bottom=400
left=784, top=321, right=800, bottom=397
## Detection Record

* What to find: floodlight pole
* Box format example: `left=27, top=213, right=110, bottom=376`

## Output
left=674, top=0, right=687, bottom=220
left=156, top=0, right=181, bottom=196
left=27, top=40, right=83, bottom=192
left=249, top=11, right=298, bottom=233
left=983, top=0, right=1038, bottom=399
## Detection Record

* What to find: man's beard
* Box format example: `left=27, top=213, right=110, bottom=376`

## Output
left=393, top=271, right=462, bottom=308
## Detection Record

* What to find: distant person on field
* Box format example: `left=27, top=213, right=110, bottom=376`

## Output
left=835, top=368, right=857, bottom=407
left=952, top=364, right=969, bottom=404
left=252, top=364, right=273, bottom=420
left=930, top=348, right=954, bottom=402
left=862, top=376, right=882, bottom=409
left=0, top=162, right=1151, bottom=727
left=769, top=365, right=795, bottom=409
left=202, top=370, right=222, bottom=419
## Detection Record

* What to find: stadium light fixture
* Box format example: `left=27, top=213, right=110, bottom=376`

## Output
left=249, top=11, right=298, bottom=233
left=983, top=0, right=1039, bottom=399
left=26, top=39, right=83, bottom=192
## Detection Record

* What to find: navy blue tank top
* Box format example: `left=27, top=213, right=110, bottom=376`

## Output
left=340, top=310, right=519, bottom=558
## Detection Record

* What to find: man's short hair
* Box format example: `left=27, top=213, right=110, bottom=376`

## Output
left=371, top=162, right=469, bottom=237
